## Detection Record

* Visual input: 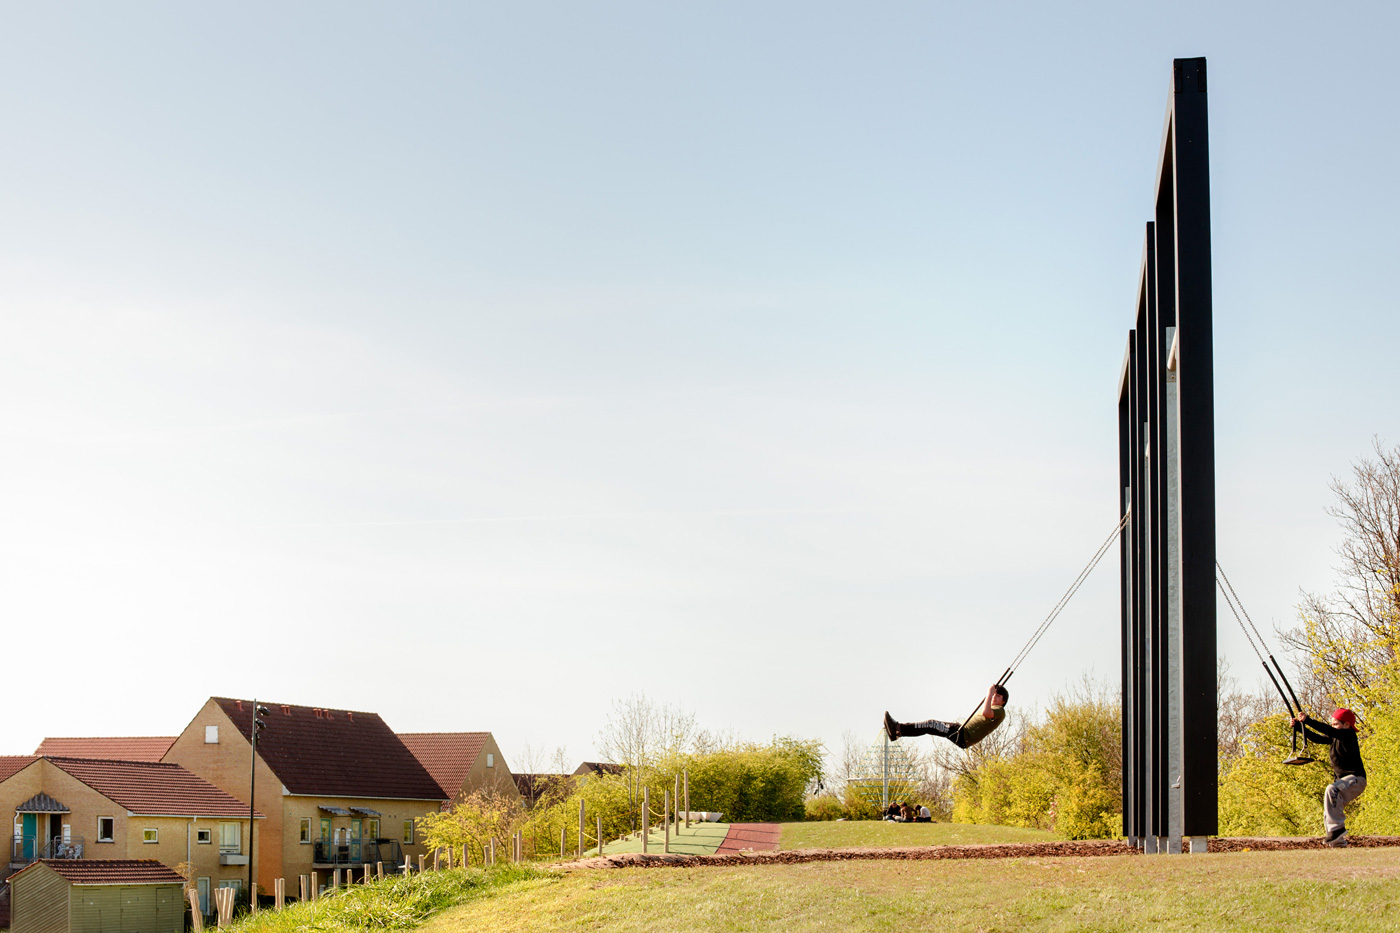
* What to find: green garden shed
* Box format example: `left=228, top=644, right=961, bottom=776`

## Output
left=7, top=860, right=185, bottom=933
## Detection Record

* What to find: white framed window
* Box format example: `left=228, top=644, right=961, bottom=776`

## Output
left=486, top=753, right=494, bottom=768
left=205, top=725, right=219, bottom=744
left=97, top=817, right=115, bottom=843
left=219, top=822, right=241, bottom=854
left=196, top=829, right=212, bottom=844
left=299, top=818, right=311, bottom=844
left=403, top=820, right=414, bottom=844
left=367, top=819, right=380, bottom=840
left=143, top=828, right=159, bottom=844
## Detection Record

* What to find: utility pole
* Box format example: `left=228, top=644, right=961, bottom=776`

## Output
left=248, top=701, right=268, bottom=905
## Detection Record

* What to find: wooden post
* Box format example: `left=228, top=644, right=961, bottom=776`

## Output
left=299, top=875, right=307, bottom=902
left=578, top=799, right=586, bottom=857
left=664, top=790, right=670, bottom=853
left=362, top=864, right=370, bottom=884
left=418, top=854, right=425, bottom=873
left=462, top=843, right=469, bottom=868
left=674, top=774, right=681, bottom=833
left=642, top=787, right=649, bottom=854
left=311, top=872, right=319, bottom=901
left=559, top=826, right=566, bottom=858
left=344, top=866, right=352, bottom=887
left=488, top=838, right=495, bottom=866
left=275, top=877, right=285, bottom=911
left=332, top=868, right=340, bottom=891
left=597, top=815, right=603, bottom=856
left=376, top=861, right=384, bottom=880
left=188, top=889, right=205, bottom=932
left=684, top=769, right=690, bottom=829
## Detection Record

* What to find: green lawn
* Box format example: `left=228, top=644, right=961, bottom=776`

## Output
left=419, top=848, right=1400, bottom=933
left=781, top=820, right=1058, bottom=850
left=587, top=820, right=730, bottom=855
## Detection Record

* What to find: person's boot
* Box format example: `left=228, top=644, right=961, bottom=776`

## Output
left=1324, top=827, right=1347, bottom=847
left=883, top=712, right=901, bottom=740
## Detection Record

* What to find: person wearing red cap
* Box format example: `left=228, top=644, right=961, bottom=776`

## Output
left=884, top=684, right=1009, bottom=748
left=1292, top=708, right=1366, bottom=847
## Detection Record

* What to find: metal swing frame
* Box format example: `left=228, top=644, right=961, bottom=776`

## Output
left=1117, top=57, right=1218, bottom=855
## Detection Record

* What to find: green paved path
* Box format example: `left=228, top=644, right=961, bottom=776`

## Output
left=587, top=821, right=729, bottom=856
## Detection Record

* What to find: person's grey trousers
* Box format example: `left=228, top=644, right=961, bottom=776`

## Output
left=1324, top=774, right=1367, bottom=839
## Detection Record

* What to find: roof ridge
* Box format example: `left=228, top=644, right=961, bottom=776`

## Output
left=212, top=696, right=387, bottom=717
left=46, top=756, right=182, bottom=768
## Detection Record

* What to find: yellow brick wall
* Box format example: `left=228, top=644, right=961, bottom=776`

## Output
left=162, top=699, right=284, bottom=893
left=278, top=796, right=441, bottom=879
left=454, top=735, right=523, bottom=805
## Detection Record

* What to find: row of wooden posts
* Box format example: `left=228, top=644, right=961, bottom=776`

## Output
left=186, top=854, right=441, bottom=930
left=186, top=771, right=693, bottom=929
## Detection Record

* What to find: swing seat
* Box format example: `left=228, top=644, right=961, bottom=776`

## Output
left=1282, top=755, right=1315, bottom=766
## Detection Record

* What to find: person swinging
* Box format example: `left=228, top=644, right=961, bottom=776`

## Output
left=884, top=684, right=1009, bottom=748
left=1292, top=707, right=1367, bottom=847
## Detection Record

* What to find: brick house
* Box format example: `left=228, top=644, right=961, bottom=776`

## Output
left=161, top=698, right=446, bottom=893
left=1, top=756, right=259, bottom=916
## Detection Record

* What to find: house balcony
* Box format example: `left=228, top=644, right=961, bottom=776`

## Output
left=312, top=838, right=403, bottom=869
left=10, top=835, right=85, bottom=868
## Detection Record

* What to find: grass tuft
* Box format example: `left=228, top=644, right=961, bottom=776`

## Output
left=230, top=865, right=552, bottom=933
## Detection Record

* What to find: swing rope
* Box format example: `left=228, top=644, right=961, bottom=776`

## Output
left=1216, top=561, right=1306, bottom=716
left=1005, top=509, right=1133, bottom=678
left=956, top=510, right=1132, bottom=735
left=1216, top=561, right=1313, bottom=764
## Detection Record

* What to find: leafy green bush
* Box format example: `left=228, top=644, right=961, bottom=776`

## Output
left=803, top=793, right=846, bottom=821
left=951, top=685, right=1121, bottom=839
left=652, top=737, right=824, bottom=823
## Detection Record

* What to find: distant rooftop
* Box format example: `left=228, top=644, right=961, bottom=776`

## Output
left=35, top=737, right=175, bottom=762
left=398, top=732, right=491, bottom=799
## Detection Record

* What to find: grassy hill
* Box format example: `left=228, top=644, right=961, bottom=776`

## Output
left=421, top=849, right=1400, bottom=933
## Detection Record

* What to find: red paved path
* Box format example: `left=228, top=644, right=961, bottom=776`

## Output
left=716, top=822, right=782, bottom=853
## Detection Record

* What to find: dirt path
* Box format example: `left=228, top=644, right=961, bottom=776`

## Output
left=570, top=835, right=1400, bottom=870
left=715, top=822, right=782, bottom=854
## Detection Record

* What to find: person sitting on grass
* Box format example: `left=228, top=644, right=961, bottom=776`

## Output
left=884, top=684, right=1009, bottom=748
left=899, top=803, right=914, bottom=822
left=1292, top=707, right=1367, bottom=847
left=882, top=802, right=901, bottom=821
left=916, top=805, right=932, bottom=823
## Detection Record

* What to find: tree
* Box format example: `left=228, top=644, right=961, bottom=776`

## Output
left=595, top=694, right=700, bottom=826
left=1283, top=438, right=1400, bottom=704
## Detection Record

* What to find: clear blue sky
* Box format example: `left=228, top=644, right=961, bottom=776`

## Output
left=2, top=2, right=1397, bottom=769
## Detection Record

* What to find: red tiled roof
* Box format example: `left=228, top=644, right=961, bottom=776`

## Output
left=0, top=756, right=38, bottom=783
left=213, top=699, right=445, bottom=801
left=14, top=860, right=185, bottom=886
left=397, top=733, right=490, bottom=799
left=35, top=737, right=174, bottom=762
left=46, top=758, right=261, bottom=818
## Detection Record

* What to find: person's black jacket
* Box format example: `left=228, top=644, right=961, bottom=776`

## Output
left=1299, top=716, right=1366, bottom=780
